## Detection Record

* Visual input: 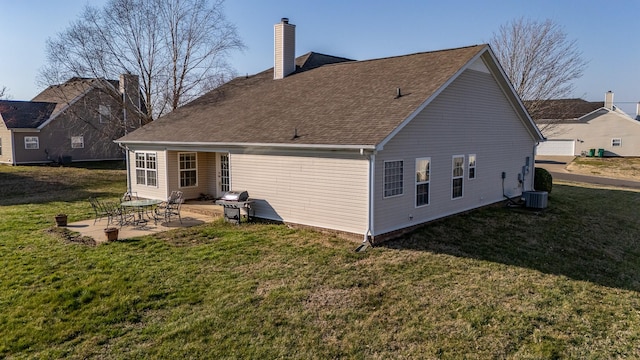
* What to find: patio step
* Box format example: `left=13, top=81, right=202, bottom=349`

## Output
left=182, top=201, right=224, bottom=218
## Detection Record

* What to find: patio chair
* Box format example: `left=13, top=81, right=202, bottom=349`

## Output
left=156, top=191, right=183, bottom=224
left=121, top=191, right=139, bottom=202
left=120, top=191, right=139, bottom=222
left=89, top=197, right=123, bottom=226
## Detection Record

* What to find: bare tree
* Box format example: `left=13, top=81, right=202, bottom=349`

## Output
left=489, top=17, right=587, bottom=132
left=39, top=0, right=244, bottom=122
left=0, top=86, right=9, bottom=100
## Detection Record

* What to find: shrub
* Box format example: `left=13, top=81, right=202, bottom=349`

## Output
left=534, top=167, right=553, bottom=193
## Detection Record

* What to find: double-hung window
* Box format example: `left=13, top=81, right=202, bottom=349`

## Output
left=179, top=152, right=197, bottom=188
left=384, top=160, right=404, bottom=198
left=452, top=155, right=464, bottom=199
left=135, top=152, right=157, bottom=187
left=468, top=154, right=476, bottom=180
left=415, top=157, right=430, bottom=207
left=612, top=138, right=621, bottom=147
left=24, top=136, right=39, bottom=149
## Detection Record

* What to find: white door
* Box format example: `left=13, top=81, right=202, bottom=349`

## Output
left=216, top=153, right=230, bottom=196
left=537, top=140, right=575, bottom=156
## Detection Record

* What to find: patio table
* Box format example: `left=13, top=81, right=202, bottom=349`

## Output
left=120, top=199, right=163, bottom=226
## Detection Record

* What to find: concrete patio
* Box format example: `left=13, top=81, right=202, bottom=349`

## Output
left=62, top=201, right=224, bottom=244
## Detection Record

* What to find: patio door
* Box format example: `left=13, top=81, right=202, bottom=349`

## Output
left=217, top=153, right=230, bottom=196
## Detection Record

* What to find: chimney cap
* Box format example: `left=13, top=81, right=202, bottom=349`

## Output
left=281, top=17, right=289, bottom=24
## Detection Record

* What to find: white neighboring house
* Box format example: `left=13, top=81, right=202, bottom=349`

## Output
left=532, top=92, right=640, bottom=157
left=116, top=18, right=543, bottom=242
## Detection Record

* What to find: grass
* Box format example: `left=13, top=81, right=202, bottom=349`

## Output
left=568, top=157, right=640, bottom=179
left=2, top=163, right=640, bottom=358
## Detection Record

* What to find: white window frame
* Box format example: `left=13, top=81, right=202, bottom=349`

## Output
left=24, top=136, right=39, bottom=150
left=612, top=138, right=621, bottom=147
left=178, top=152, right=198, bottom=188
left=135, top=151, right=157, bottom=187
left=71, top=136, right=84, bottom=149
left=383, top=160, right=404, bottom=198
left=415, top=157, right=430, bottom=207
left=452, top=155, right=464, bottom=199
left=468, top=154, right=476, bottom=180
left=98, top=105, right=111, bottom=124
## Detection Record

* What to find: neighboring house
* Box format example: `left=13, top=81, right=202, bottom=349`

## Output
left=0, top=74, right=144, bottom=165
left=116, top=18, right=543, bottom=242
left=530, top=91, right=640, bottom=157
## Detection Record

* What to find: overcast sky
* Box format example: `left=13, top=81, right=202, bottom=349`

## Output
left=1, top=0, right=639, bottom=115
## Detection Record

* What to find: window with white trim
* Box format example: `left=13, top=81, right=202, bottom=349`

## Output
left=179, top=152, right=197, bottom=188
left=98, top=105, right=111, bottom=123
left=612, top=138, right=621, bottom=147
left=71, top=136, right=84, bottom=149
left=416, top=157, right=430, bottom=207
left=468, top=154, right=476, bottom=180
left=452, top=155, right=464, bottom=199
left=384, top=160, right=404, bottom=198
left=24, top=136, right=39, bottom=149
left=135, top=152, right=157, bottom=187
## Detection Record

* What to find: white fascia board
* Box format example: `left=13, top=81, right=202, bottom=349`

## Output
left=115, top=140, right=377, bottom=152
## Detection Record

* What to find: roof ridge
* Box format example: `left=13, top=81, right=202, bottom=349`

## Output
left=321, top=44, right=487, bottom=67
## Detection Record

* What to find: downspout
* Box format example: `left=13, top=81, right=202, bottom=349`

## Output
left=356, top=150, right=374, bottom=252
left=532, top=142, right=539, bottom=191
left=118, top=143, right=132, bottom=193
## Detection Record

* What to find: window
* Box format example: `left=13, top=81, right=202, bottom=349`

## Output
left=384, top=160, right=404, bottom=198
left=135, top=152, right=157, bottom=187
left=179, top=152, right=197, bottom=187
left=468, top=154, right=476, bottom=180
left=452, top=155, right=464, bottom=199
left=98, top=105, right=111, bottom=123
left=24, top=136, right=39, bottom=149
left=416, top=157, right=430, bottom=207
left=0, top=138, right=2, bottom=155
left=612, top=138, right=621, bottom=147
left=71, top=136, right=84, bottom=149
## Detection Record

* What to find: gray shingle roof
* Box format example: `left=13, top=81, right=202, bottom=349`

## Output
left=117, top=45, right=487, bottom=147
left=0, top=100, right=56, bottom=128
left=33, top=77, right=119, bottom=116
left=525, top=99, right=604, bottom=121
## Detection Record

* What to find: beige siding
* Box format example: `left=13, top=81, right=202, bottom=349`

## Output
left=165, top=151, right=216, bottom=200
left=128, top=150, right=168, bottom=200
left=544, top=110, right=640, bottom=156
left=374, top=69, right=536, bottom=235
left=231, top=153, right=369, bottom=234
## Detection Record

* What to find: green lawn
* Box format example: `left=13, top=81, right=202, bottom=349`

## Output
left=2, top=164, right=640, bottom=358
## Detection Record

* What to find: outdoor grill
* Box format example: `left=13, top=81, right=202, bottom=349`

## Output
left=214, top=190, right=254, bottom=224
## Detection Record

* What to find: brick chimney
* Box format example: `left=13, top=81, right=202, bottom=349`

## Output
left=119, top=74, right=142, bottom=128
left=274, top=18, right=295, bottom=80
left=604, top=91, right=614, bottom=110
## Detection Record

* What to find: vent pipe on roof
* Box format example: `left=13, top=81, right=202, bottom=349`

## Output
left=605, top=91, right=614, bottom=110
left=274, top=18, right=296, bottom=80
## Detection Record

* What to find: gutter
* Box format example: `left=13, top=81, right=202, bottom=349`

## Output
left=115, top=140, right=376, bottom=151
